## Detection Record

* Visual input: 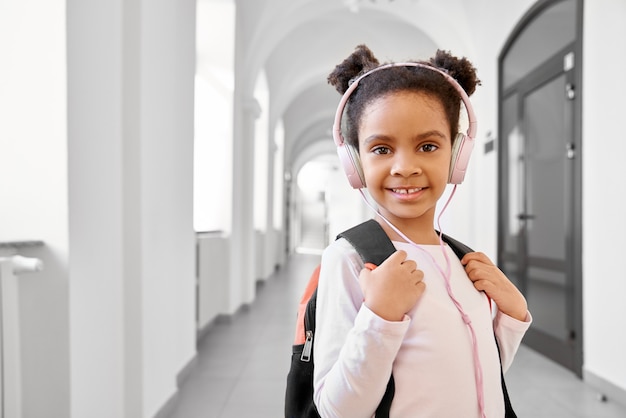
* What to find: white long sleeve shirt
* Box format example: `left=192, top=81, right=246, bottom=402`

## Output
left=313, top=238, right=531, bottom=418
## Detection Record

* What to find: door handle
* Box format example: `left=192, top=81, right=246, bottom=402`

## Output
left=517, top=213, right=536, bottom=220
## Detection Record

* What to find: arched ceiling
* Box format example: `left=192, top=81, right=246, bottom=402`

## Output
left=214, top=0, right=479, bottom=177
left=265, top=7, right=439, bottom=168
left=256, top=3, right=449, bottom=173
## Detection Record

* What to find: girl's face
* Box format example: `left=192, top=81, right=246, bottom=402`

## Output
left=358, top=91, right=452, bottom=229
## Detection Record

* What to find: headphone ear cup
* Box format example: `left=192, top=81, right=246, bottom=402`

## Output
left=337, top=143, right=365, bottom=189
left=449, top=133, right=475, bottom=184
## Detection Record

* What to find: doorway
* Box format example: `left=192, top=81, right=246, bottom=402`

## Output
left=498, top=0, right=583, bottom=376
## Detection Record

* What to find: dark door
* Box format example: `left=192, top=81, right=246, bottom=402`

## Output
left=498, top=0, right=583, bottom=375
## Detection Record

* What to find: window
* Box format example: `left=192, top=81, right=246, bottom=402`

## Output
left=194, top=0, right=236, bottom=232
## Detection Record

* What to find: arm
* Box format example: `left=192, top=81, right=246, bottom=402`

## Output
left=494, top=309, right=532, bottom=372
left=312, top=239, right=410, bottom=418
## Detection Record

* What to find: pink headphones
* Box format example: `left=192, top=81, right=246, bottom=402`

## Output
left=332, top=62, right=477, bottom=188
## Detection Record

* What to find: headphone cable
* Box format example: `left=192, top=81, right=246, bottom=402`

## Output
left=358, top=186, right=487, bottom=418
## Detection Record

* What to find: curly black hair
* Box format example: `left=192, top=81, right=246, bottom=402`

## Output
left=328, top=44, right=481, bottom=149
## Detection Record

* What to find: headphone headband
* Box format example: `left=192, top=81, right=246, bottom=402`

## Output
left=332, top=62, right=477, bottom=187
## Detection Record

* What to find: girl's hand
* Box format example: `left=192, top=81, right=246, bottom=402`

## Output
left=461, top=252, right=528, bottom=321
left=359, top=250, right=425, bottom=322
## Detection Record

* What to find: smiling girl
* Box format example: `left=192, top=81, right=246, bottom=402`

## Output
left=312, top=45, right=531, bottom=417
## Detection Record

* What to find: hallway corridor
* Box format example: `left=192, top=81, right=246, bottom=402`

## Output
left=168, top=253, right=626, bottom=418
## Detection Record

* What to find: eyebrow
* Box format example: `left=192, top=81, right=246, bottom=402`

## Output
left=362, top=130, right=447, bottom=146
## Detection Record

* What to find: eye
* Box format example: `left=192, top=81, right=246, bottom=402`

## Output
left=372, top=145, right=392, bottom=155
left=419, top=143, right=439, bottom=153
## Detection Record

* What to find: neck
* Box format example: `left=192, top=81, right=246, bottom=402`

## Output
left=374, top=213, right=440, bottom=245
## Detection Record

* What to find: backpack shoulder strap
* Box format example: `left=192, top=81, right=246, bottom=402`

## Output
left=338, top=220, right=474, bottom=264
left=440, top=233, right=474, bottom=259
left=337, top=219, right=396, bottom=266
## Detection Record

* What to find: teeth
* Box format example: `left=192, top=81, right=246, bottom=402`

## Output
left=393, top=188, right=422, bottom=194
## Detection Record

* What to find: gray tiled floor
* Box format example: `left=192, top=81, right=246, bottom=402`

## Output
left=168, top=253, right=626, bottom=418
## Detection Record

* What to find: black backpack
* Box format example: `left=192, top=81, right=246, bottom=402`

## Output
left=284, top=219, right=516, bottom=418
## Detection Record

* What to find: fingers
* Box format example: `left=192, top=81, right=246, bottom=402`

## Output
left=401, top=259, right=417, bottom=273
left=387, top=250, right=420, bottom=275
left=463, top=252, right=497, bottom=281
left=376, top=250, right=414, bottom=271
left=359, top=250, right=426, bottom=321
left=364, top=249, right=425, bottom=288
left=363, top=250, right=403, bottom=271
left=385, top=249, right=408, bottom=264
left=465, top=262, right=499, bottom=288
left=470, top=278, right=490, bottom=292
left=461, top=251, right=493, bottom=266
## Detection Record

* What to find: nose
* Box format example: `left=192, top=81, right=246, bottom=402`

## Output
left=390, top=151, right=422, bottom=177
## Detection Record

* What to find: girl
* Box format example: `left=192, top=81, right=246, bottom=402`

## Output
left=313, top=45, right=531, bottom=417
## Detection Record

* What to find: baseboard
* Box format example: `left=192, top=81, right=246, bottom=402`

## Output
left=196, top=304, right=251, bottom=343
left=152, top=353, right=199, bottom=418
left=197, top=314, right=221, bottom=341
left=177, top=354, right=199, bottom=387
left=583, top=369, right=626, bottom=408
left=153, top=391, right=179, bottom=418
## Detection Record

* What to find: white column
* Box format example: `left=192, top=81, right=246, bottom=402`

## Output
left=67, top=1, right=126, bottom=416
left=67, top=1, right=196, bottom=417
left=230, top=92, right=259, bottom=310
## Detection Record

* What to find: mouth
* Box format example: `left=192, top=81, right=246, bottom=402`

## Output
left=390, top=187, right=424, bottom=194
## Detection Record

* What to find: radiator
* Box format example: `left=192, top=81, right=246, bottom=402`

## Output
left=196, top=233, right=230, bottom=331
left=0, top=255, right=43, bottom=418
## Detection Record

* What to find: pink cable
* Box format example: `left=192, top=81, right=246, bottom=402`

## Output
left=436, top=186, right=486, bottom=417
left=359, top=187, right=487, bottom=418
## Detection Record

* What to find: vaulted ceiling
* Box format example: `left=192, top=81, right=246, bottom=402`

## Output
left=198, top=0, right=506, bottom=176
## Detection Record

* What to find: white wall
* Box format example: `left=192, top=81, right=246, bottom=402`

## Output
left=0, top=1, right=70, bottom=417
left=582, top=0, right=626, bottom=397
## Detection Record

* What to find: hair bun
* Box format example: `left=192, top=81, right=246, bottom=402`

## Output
left=429, top=49, right=481, bottom=96
left=327, top=44, right=380, bottom=94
